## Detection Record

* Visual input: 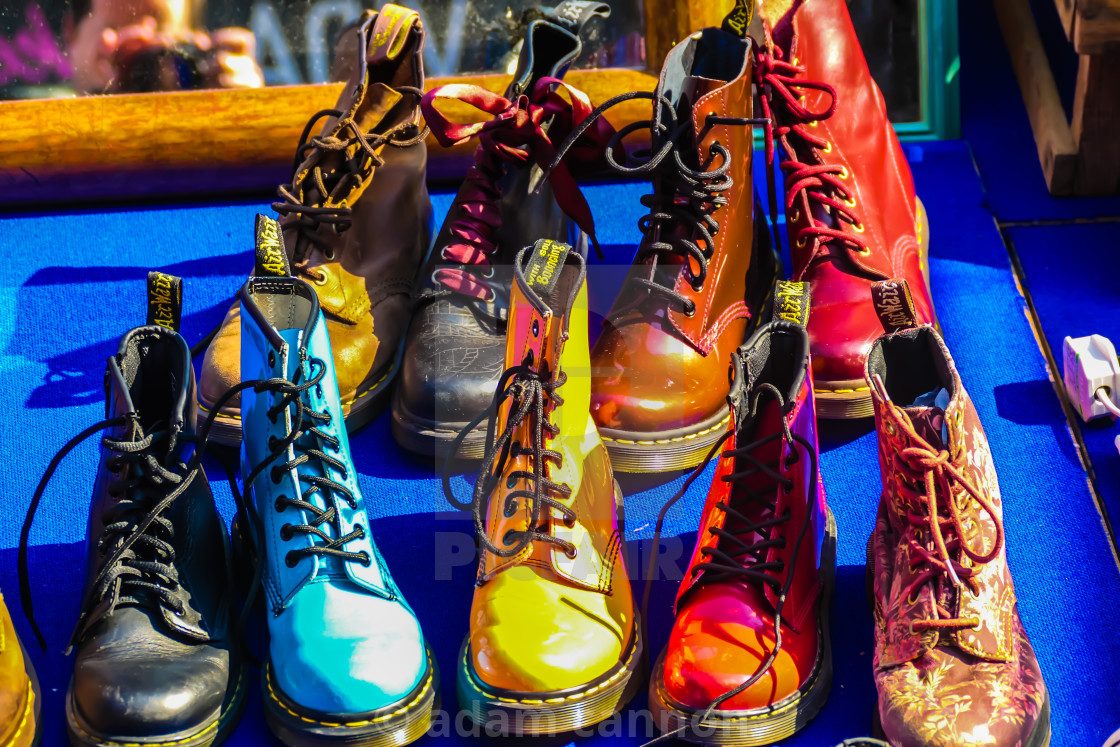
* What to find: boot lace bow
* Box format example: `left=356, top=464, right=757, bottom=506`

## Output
left=421, top=79, right=610, bottom=301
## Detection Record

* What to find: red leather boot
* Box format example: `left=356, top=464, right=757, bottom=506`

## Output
left=756, top=0, right=936, bottom=419
left=649, top=282, right=834, bottom=745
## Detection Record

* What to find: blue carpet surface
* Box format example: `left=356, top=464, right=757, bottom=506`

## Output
left=2, top=140, right=1118, bottom=746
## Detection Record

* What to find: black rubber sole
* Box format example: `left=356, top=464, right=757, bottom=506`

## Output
left=66, top=663, right=246, bottom=747
left=262, top=653, right=439, bottom=747
left=647, top=508, right=836, bottom=746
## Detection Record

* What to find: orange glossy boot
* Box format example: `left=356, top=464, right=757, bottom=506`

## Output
left=0, top=592, right=39, bottom=747
left=549, top=20, right=776, bottom=473
left=649, top=282, right=834, bottom=745
left=447, top=240, right=643, bottom=735
left=756, top=0, right=936, bottom=420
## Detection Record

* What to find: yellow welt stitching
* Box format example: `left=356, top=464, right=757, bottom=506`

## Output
left=814, top=386, right=871, bottom=394
left=600, top=414, right=731, bottom=446
left=266, top=654, right=433, bottom=727
left=5, top=681, right=34, bottom=746
left=465, top=635, right=637, bottom=704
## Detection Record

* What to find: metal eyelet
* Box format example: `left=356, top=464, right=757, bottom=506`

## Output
left=852, top=221, right=866, bottom=234
left=808, top=120, right=819, bottom=128
left=506, top=474, right=517, bottom=490
left=280, top=524, right=294, bottom=541
left=685, top=300, right=697, bottom=317
left=274, top=495, right=286, bottom=512
left=532, top=319, right=539, bottom=337
left=361, top=552, right=372, bottom=567
left=322, top=248, right=336, bottom=261
left=822, top=141, right=833, bottom=154
left=503, top=500, right=517, bottom=517
left=311, top=270, right=329, bottom=286
left=270, top=466, right=284, bottom=484
left=838, top=165, right=850, bottom=179
left=564, top=547, right=577, bottom=560
left=789, top=209, right=801, bottom=223
left=268, top=351, right=276, bottom=367
left=842, top=194, right=858, bottom=208
left=885, top=420, right=897, bottom=436
left=856, top=245, right=872, bottom=256
left=284, top=552, right=298, bottom=568
left=523, top=350, right=535, bottom=367
left=502, top=530, right=517, bottom=547
left=906, top=591, right=920, bottom=606
left=795, top=236, right=808, bottom=249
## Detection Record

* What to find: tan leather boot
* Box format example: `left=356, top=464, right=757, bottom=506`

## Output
left=0, top=592, right=39, bottom=747
left=199, top=4, right=431, bottom=444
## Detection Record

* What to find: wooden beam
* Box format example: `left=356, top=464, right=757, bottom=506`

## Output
left=1070, top=0, right=1120, bottom=54
left=994, top=0, right=1079, bottom=195
left=1072, top=51, right=1120, bottom=193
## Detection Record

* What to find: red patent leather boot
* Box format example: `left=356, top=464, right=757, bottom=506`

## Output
left=756, top=0, right=936, bottom=420
left=649, top=282, right=834, bottom=745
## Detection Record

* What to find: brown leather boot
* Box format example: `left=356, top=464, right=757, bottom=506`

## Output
left=0, top=592, right=39, bottom=747
left=865, top=280, right=1050, bottom=747
left=571, top=27, right=776, bottom=473
left=199, top=4, right=431, bottom=444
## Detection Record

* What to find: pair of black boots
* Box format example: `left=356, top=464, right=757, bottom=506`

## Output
left=20, top=273, right=244, bottom=745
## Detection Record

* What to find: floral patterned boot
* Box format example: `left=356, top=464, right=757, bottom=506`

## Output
left=864, top=280, right=1050, bottom=747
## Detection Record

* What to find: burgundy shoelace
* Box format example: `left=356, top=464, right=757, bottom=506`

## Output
left=421, top=78, right=613, bottom=301
left=756, top=51, right=874, bottom=269
left=871, top=375, right=1005, bottom=634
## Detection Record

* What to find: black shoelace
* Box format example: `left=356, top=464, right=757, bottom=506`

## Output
left=638, top=382, right=819, bottom=746
left=547, top=90, right=768, bottom=316
left=443, top=363, right=575, bottom=559
left=19, top=403, right=234, bottom=651
left=273, top=88, right=429, bottom=264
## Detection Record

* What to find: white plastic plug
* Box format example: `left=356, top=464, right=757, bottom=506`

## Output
left=1063, top=334, right=1120, bottom=421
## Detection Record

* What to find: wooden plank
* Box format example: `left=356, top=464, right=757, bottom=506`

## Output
left=0, top=68, right=657, bottom=207
left=994, top=0, right=1079, bottom=195
left=1072, top=51, right=1120, bottom=193
left=1054, top=0, right=1078, bottom=40
left=1071, top=0, right=1120, bottom=53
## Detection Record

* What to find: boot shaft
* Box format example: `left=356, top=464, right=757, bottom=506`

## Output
left=476, top=243, right=620, bottom=592
left=610, top=27, right=758, bottom=348
left=865, top=286, right=1015, bottom=665
left=280, top=5, right=427, bottom=266
left=238, top=219, right=397, bottom=609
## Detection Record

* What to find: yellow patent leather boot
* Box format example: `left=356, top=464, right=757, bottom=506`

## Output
left=446, top=240, right=643, bottom=735
left=0, top=592, right=39, bottom=747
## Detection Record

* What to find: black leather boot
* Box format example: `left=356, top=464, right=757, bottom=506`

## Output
left=391, top=1, right=612, bottom=460
left=20, top=273, right=244, bottom=746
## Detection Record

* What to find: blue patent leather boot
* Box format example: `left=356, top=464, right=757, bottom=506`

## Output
left=236, top=216, right=438, bottom=747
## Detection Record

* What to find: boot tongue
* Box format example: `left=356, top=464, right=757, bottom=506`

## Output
left=514, top=239, right=577, bottom=316
left=902, top=387, right=951, bottom=449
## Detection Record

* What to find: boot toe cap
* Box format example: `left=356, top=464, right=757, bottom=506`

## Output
left=590, top=323, right=727, bottom=434
left=660, top=584, right=819, bottom=712
left=270, top=583, right=428, bottom=715
left=199, top=301, right=242, bottom=413
left=469, top=575, right=630, bottom=693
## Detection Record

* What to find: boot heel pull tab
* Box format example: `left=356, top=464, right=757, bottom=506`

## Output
left=549, top=1, right=612, bottom=34
left=367, top=4, right=420, bottom=66
left=773, top=280, right=810, bottom=327
left=146, top=271, right=182, bottom=331
left=722, top=0, right=756, bottom=37
left=871, top=278, right=918, bottom=332
left=524, top=239, right=572, bottom=295
left=254, top=214, right=290, bottom=278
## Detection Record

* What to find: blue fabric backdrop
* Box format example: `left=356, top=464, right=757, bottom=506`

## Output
left=1, top=138, right=1118, bottom=746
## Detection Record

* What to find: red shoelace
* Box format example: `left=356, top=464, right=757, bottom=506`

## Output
left=421, top=78, right=614, bottom=300
left=756, top=51, right=872, bottom=268
left=873, top=376, right=1005, bottom=634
